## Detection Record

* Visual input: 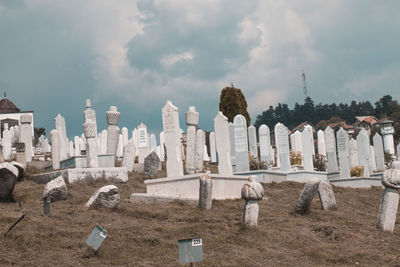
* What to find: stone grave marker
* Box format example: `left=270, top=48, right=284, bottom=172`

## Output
left=373, top=133, right=385, bottom=172
left=209, top=131, right=217, bottom=163
left=275, top=123, right=291, bottom=172
left=357, top=129, right=371, bottom=177
left=228, top=122, right=236, bottom=166
left=248, top=125, right=258, bottom=160
left=106, top=106, right=120, bottom=156
left=214, top=112, right=232, bottom=175
left=349, top=138, right=359, bottom=168
left=317, top=130, right=326, bottom=156
left=258, top=124, right=271, bottom=163
left=185, top=106, right=199, bottom=174
left=324, top=126, right=338, bottom=172
left=336, top=127, right=350, bottom=178
left=233, top=114, right=249, bottom=172
left=144, top=151, right=160, bottom=177
left=301, top=125, right=314, bottom=171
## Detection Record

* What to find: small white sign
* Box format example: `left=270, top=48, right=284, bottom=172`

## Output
left=192, top=238, right=202, bottom=247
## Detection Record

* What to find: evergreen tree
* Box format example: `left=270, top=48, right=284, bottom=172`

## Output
left=219, top=84, right=251, bottom=126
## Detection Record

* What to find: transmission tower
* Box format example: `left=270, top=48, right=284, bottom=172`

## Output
left=302, top=71, right=308, bottom=100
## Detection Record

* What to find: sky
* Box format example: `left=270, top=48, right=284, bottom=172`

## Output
left=1, top=0, right=399, bottom=140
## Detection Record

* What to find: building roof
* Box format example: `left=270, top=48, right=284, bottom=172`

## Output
left=292, top=121, right=313, bottom=132
left=0, top=97, right=20, bottom=113
left=354, top=116, right=378, bottom=124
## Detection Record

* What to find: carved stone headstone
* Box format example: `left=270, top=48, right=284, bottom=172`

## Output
left=50, top=130, right=60, bottom=170
left=2, top=123, right=11, bottom=160
left=194, top=129, right=205, bottom=173
left=209, top=131, right=217, bottom=163
left=370, top=145, right=377, bottom=172
left=301, top=125, right=314, bottom=171
left=349, top=138, right=359, bottom=168
left=54, top=114, right=68, bottom=161
left=248, top=125, right=258, bottom=160
left=275, top=123, right=291, bottom=172
left=317, top=130, right=326, bottom=156
left=106, top=106, right=120, bottom=156
left=83, top=119, right=98, bottom=168
left=185, top=106, right=199, bottom=174
left=19, top=114, right=33, bottom=162
left=229, top=122, right=236, bottom=166
left=373, top=133, right=385, bottom=172
left=294, top=178, right=320, bottom=214
left=0, top=163, right=18, bottom=201
left=137, top=123, right=150, bottom=163
left=199, top=173, right=212, bottom=210
left=233, top=114, right=249, bottom=172
left=214, top=112, right=233, bottom=175
left=291, top=130, right=302, bottom=154
left=357, top=129, right=371, bottom=177
left=122, top=143, right=136, bottom=172
left=85, top=185, right=120, bottom=209
left=241, top=176, right=264, bottom=227
left=259, top=124, right=271, bottom=163
left=324, top=126, right=338, bottom=172
left=318, top=178, right=336, bottom=210
left=336, top=127, right=350, bottom=178
left=43, top=176, right=67, bottom=202
left=99, top=130, right=107, bottom=155
left=144, top=151, right=160, bottom=177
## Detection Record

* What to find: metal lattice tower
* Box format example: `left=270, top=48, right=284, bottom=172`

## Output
left=302, top=71, right=308, bottom=99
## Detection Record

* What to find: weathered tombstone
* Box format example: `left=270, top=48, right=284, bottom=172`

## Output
left=99, top=130, right=107, bottom=155
left=116, top=134, right=123, bottom=158
left=373, top=133, right=385, bottom=172
left=137, top=123, right=149, bottom=163
left=241, top=176, right=264, bottom=227
left=336, top=127, right=350, bottom=178
left=162, top=101, right=184, bottom=177
left=317, top=130, right=326, bottom=156
left=259, top=124, right=271, bottom=163
left=228, top=122, right=236, bottom=166
left=318, top=178, right=337, bottom=210
left=83, top=119, right=98, bottom=168
left=185, top=106, right=199, bottom=174
left=377, top=166, right=400, bottom=232
left=301, top=125, right=314, bottom=171
left=122, top=143, right=136, bottom=172
left=106, top=106, right=120, bottom=156
left=50, top=129, right=60, bottom=170
left=209, top=131, right=217, bottom=163
left=121, top=127, right=129, bottom=148
left=349, top=138, right=359, bottom=168
left=370, top=145, right=377, bottom=172
left=324, top=126, right=338, bottom=172
left=291, top=130, right=302, bottom=154
left=248, top=125, right=258, bottom=160
left=294, top=178, right=320, bottom=214
left=143, top=151, right=160, bottom=177
left=2, top=123, right=11, bottom=160
left=43, top=176, right=67, bottom=202
left=19, top=114, right=33, bottom=162
left=275, top=123, right=291, bottom=172
left=54, top=114, right=68, bottom=161
left=159, top=132, right=165, bottom=161
left=194, top=129, right=205, bottom=172
left=0, top=163, right=18, bottom=201
left=233, top=114, right=249, bottom=172
left=85, top=185, right=120, bottom=209
left=199, top=173, right=212, bottom=210
left=214, top=112, right=233, bottom=175
left=84, top=99, right=98, bottom=132
left=357, top=129, right=371, bottom=177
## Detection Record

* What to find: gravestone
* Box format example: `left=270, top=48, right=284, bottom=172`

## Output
left=99, top=130, right=107, bottom=154
left=370, top=145, right=377, bottom=172
left=336, top=127, right=350, bottom=178
left=324, top=126, right=338, bottom=172
left=209, top=131, right=217, bottom=163
left=317, top=130, right=326, bottom=156
left=159, top=132, right=165, bottom=161
left=357, top=129, right=371, bottom=177
left=185, top=106, right=199, bottom=174
left=291, top=130, right=302, bottom=153
left=233, top=114, right=249, bottom=172
left=131, top=128, right=138, bottom=148
left=373, top=133, right=385, bottom=172
left=199, top=174, right=212, bottom=210
left=116, top=134, right=123, bottom=158
left=248, top=125, right=258, bottom=160
left=162, top=101, right=183, bottom=177
left=397, top=143, right=400, bottom=160
left=144, top=151, right=160, bottom=177
left=85, top=185, right=120, bottom=209
left=228, top=122, right=236, bottom=166
left=194, top=129, right=205, bottom=172
left=349, top=138, right=359, bottom=168
left=19, top=114, right=33, bottom=162
left=83, top=119, right=98, bottom=168
left=122, top=143, right=136, bottom=172
left=258, top=124, right=271, bottom=163
left=301, top=125, right=314, bottom=171
left=137, top=123, right=150, bottom=163
left=275, top=123, right=291, bottom=172
left=84, top=99, right=98, bottom=133
left=2, top=123, right=11, bottom=160
left=0, top=163, right=18, bottom=201
left=43, top=175, right=67, bottom=202
left=241, top=176, right=264, bottom=227
left=106, top=106, right=120, bottom=156
left=121, top=127, right=129, bottom=148
left=51, top=129, right=60, bottom=170
left=150, top=134, right=157, bottom=152
left=54, top=114, right=68, bottom=161
left=214, top=112, right=233, bottom=175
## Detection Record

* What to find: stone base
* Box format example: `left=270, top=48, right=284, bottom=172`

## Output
left=130, top=193, right=197, bottom=205
left=32, top=167, right=128, bottom=184
left=330, top=177, right=382, bottom=188
left=46, top=154, right=115, bottom=170
left=235, top=169, right=328, bottom=183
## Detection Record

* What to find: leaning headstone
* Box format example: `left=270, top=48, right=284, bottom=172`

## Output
left=54, top=114, right=68, bottom=161
left=317, top=130, right=326, bottom=156
left=199, top=173, right=212, bottom=210
left=248, top=125, right=258, bottom=160
left=324, top=126, right=338, bottom=172
left=19, top=114, right=33, bottom=162
left=301, top=125, right=314, bottom=171
left=85, top=185, right=120, bottom=209
left=294, top=178, right=320, bottom=214
left=318, top=178, right=336, bottom=210
left=194, top=129, right=205, bottom=173
left=106, top=106, right=120, bottom=156
left=50, top=129, right=60, bottom=170
left=122, top=143, right=136, bottom=172
left=377, top=165, right=400, bottom=232
left=209, top=132, right=217, bottom=163
left=11, top=161, right=24, bottom=182
left=144, top=151, right=160, bottom=177
left=241, top=176, right=264, bottom=227
left=42, top=176, right=67, bottom=202
left=259, top=124, right=271, bottom=163
left=214, top=112, right=233, bottom=175
left=336, top=127, right=350, bottom=178
left=0, top=163, right=18, bottom=201
left=233, top=114, right=249, bottom=172
left=185, top=106, right=199, bottom=174
left=357, top=129, right=371, bottom=177
left=162, top=101, right=184, bottom=177
left=349, top=138, right=359, bottom=168
left=373, top=133, right=385, bottom=172
left=83, top=119, right=98, bottom=168
left=275, top=123, right=291, bottom=172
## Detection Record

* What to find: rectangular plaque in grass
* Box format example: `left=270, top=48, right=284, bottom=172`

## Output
left=86, top=225, right=107, bottom=251
left=178, top=238, right=203, bottom=263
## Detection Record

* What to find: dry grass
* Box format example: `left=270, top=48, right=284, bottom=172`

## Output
left=1, top=164, right=400, bottom=266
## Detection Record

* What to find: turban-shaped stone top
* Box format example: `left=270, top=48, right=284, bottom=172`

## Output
left=382, top=168, right=400, bottom=189
left=241, top=176, right=264, bottom=200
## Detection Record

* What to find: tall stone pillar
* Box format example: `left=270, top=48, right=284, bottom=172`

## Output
left=51, top=129, right=60, bottom=170
left=19, top=114, right=33, bottom=162
left=106, top=106, right=120, bottom=156
left=185, top=106, right=199, bottom=174
left=83, top=119, right=98, bottom=168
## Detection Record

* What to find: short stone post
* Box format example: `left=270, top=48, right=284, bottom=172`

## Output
left=199, top=173, right=212, bottom=210
left=294, top=178, right=320, bottom=214
left=83, top=119, right=98, bottom=168
left=377, top=163, right=400, bottom=232
left=106, top=106, right=120, bottom=156
left=241, top=176, right=264, bottom=227
left=318, top=178, right=337, bottom=210
left=50, top=129, right=60, bottom=170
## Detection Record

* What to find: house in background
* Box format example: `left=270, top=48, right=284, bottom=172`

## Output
left=353, top=116, right=378, bottom=132
left=0, top=93, right=34, bottom=136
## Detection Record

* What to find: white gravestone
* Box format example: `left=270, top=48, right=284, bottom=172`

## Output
left=336, top=127, right=350, bottom=178
left=209, top=131, right=217, bottom=163
left=150, top=134, right=157, bottom=152
left=194, top=129, right=205, bottom=172
left=19, top=114, right=33, bottom=162
left=233, top=114, right=249, bottom=172
left=397, top=143, right=400, bottom=161
left=324, top=126, right=338, bottom=172
left=373, top=133, right=385, bottom=172
left=106, top=106, right=120, bottom=156
left=132, top=128, right=139, bottom=149
left=83, top=119, right=98, bottom=168
left=258, top=124, right=271, bottom=163
left=137, top=123, right=149, bottom=163
left=370, top=145, right=377, bottom=172
left=116, top=134, right=123, bottom=158
left=229, top=122, right=236, bottom=166
left=185, top=106, right=199, bottom=174
left=122, top=143, right=136, bottom=172
left=317, top=130, right=326, bottom=156
left=69, top=140, right=74, bottom=158
left=74, top=136, right=81, bottom=156
left=2, top=124, right=11, bottom=160
left=301, top=125, right=314, bottom=171
left=54, top=114, right=68, bottom=161
left=51, top=129, right=60, bottom=170
left=100, top=130, right=107, bottom=155
left=291, top=130, right=302, bottom=154
left=122, top=127, right=129, bottom=148
left=349, top=138, right=359, bottom=168
left=159, top=132, right=165, bottom=161
left=214, top=112, right=233, bottom=175
left=275, top=123, right=291, bottom=172
left=162, top=101, right=184, bottom=177
left=357, top=129, right=371, bottom=177
left=248, top=125, right=258, bottom=160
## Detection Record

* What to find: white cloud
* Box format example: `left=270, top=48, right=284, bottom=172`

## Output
left=161, top=52, right=194, bottom=67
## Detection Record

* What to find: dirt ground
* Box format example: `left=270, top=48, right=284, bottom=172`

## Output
left=1, top=164, right=400, bottom=266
